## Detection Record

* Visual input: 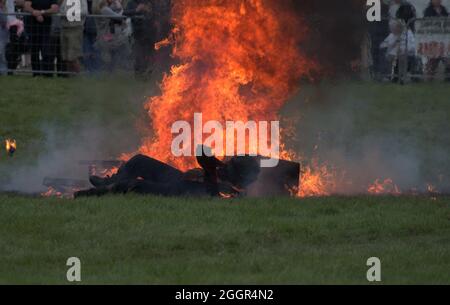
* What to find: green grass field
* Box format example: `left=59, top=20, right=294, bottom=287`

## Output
left=0, top=76, right=449, bottom=284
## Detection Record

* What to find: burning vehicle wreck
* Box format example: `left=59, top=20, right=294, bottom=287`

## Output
left=1, top=0, right=449, bottom=287
left=72, top=149, right=300, bottom=199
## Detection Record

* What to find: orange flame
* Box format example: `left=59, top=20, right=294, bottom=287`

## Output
left=368, top=179, right=401, bottom=195
left=281, top=147, right=341, bottom=197
left=127, top=1, right=408, bottom=198
left=5, top=139, right=16, bottom=155
left=135, top=0, right=314, bottom=172
left=41, top=186, right=84, bottom=198
left=41, top=187, right=63, bottom=198
left=299, top=164, right=337, bottom=197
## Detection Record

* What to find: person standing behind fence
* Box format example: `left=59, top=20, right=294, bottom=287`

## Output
left=424, top=0, right=449, bottom=17
left=47, top=9, right=65, bottom=76
left=0, top=0, right=8, bottom=75
left=59, top=0, right=87, bottom=74
left=423, top=0, right=450, bottom=81
left=369, top=1, right=391, bottom=80
left=24, top=0, right=59, bottom=76
left=93, top=0, right=130, bottom=72
left=123, top=0, right=154, bottom=78
left=380, top=19, right=416, bottom=83
left=4, top=0, right=26, bottom=74
left=0, top=0, right=21, bottom=74
left=82, top=0, right=100, bottom=72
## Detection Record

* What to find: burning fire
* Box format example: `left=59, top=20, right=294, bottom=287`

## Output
left=5, top=139, right=16, bottom=156
left=299, top=162, right=339, bottom=197
left=368, top=179, right=401, bottom=195
left=120, top=1, right=441, bottom=198
left=34, top=4, right=446, bottom=198
left=41, top=187, right=80, bottom=199
left=41, top=187, right=63, bottom=198
left=134, top=0, right=314, bottom=172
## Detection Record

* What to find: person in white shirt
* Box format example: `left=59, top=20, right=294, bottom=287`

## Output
left=380, top=19, right=416, bottom=82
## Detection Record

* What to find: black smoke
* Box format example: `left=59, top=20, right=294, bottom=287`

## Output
left=292, top=0, right=368, bottom=76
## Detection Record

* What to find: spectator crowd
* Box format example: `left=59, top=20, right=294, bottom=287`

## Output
left=1, top=0, right=450, bottom=81
left=0, top=0, right=171, bottom=77
left=369, top=0, right=450, bottom=82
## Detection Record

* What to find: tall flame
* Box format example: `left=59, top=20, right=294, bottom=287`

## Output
left=127, top=1, right=410, bottom=198
left=136, top=0, right=314, bottom=171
